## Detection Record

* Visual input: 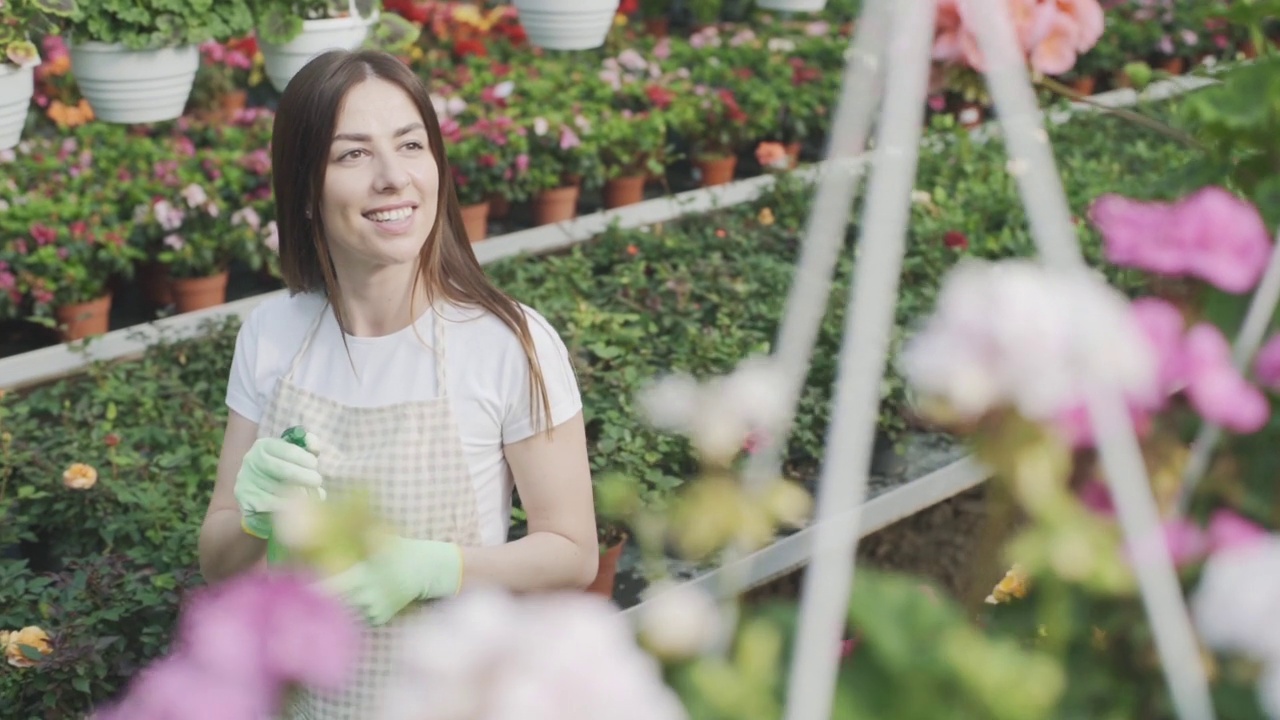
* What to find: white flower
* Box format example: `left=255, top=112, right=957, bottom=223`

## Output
left=617, top=49, right=648, bottom=72
left=1191, top=537, right=1280, bottom=663
left=636, top=582, right=724, bottom=661
left=533, top=117, right=549, bottom=136
left=899, top=259, right=1158, bottom=422
left=446, top=96, right=468, bottom=117
left=492, top=81, right=514, bottom=100
left=231, top=206, right=261, bottom=232
left=181, top=183, right=208, bottom=209
left=377, top=589, right=687, bottom=720
left=638, top=356, right=788, bottom=463
left=767, top=38, right=795, bottom=53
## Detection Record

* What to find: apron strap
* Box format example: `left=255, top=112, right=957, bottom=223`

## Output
left=432, top=306, right=448, bottom=392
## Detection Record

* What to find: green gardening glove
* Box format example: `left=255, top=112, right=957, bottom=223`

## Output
left=234, top=429, right=325, bottom=540
left=320, top=536, right=463, bottom=625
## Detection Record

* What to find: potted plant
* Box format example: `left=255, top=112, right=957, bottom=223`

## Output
left=0, top=0, right=73, bottom=149
left=445, top=114, right=530, bottom=242
left=513, top=0, right=619, bottom=51
left=59, top=0, right=256, bottom=124
left=253, top=0, right=380, bottom=92
left=519, top=112, right=603, bottom=226
left=1, top=194, right=139, bottom=341
left=586, top=472, right=644, bottom=600
left=667, top=86, right=753, bottom=187
left=596, top=108, right=671, bottom=208
left=187, top=36, right=258, bottom=124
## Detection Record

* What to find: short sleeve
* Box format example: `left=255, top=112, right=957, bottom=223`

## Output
left=226, top=309, right=266, bottom=424
left=501, top=309, right=582, bottom=444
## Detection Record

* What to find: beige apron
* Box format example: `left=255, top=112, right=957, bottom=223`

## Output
left=258, top=301, right=483, bottom=720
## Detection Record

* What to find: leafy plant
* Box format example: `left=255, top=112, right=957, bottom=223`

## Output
left=62, top=0, right=255, bottom=51
left=252, top=0, right=379, bottom=46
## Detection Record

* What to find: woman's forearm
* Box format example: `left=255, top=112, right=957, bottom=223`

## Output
left=460, top=531, right=598, bottom=593
left=198, top=508, right=267, bottom=583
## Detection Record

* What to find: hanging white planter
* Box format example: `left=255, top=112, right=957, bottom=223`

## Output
left=514, top=0, right=620, bottom=51
left=67, top=42, right=198, bottom=124
left=755, top=0, right=828, bottom=12
left=0, top=64, right=33, bottom=151
left=260, top=13, right=377, bottom=93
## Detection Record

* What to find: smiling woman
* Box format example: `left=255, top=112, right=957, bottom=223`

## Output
left=195, top=50, right=599, bottom=720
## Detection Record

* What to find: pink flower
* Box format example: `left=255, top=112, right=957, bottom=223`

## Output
left=163, top=234, right=185, bottom=251
left=1182, top=324, right=1269, bottom=433
left=262, top=221, right=280, bottom=253
left=1131, top=297, right=1187, bottom=395
left=559, top=126, right=581, bottom=150
left=937, top=0, right=1104, bottom=76
left=97, top=572, right=359, bottom=720
left=1252, top=332, right=1280, bottom=389
left=1078, top=478, right=1114, bottom=516
left=1089, top=188, right=1273, bottom=294
left=1207, top=509, right=1268, bottom=554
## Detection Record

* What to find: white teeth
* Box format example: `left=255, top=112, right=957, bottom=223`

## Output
left=367, top=207, right=413, bottom=222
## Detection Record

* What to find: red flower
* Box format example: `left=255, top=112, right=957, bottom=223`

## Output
left=618, top=0, right=639, bottom=13
left=454, top=39, right=487, bottom=58
left=943, top=230, right=969, bottom=250
left=105, top=433, right=121, bottom=447
left=645, top=84, right=675, bottom=110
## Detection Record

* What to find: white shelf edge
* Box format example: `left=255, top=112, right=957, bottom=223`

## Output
left=620, top=454, right=990, bottom=618
left=0, top=70, right=1216, bottom=392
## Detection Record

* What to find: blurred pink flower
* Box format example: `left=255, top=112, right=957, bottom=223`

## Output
left=937, top=0, right=1103, bottom=76
left=1207, top=509, right=1268, bottom=554
left=1089, top=188, right=1272, bottom=294
left=1182, top=324, right=1269, bottom=433
left=95, top=572, right=360, bottom=720
left=1252, top=332, right=1280, bottom=388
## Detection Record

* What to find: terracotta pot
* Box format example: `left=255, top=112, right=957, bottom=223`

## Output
left=488, top=193, right=511, bottom=220
left=586, top=536, right=627, bottom=598
left=459, top=201, right=490, bottom=242
left=694, top=155, right=737, bottom=187
left=643, top=17, right=669, bottom=37
left=603, top=175, right=646, bottom=209
left=784, top=141, right=801, bottom=169
left=55, top=293, right=111, bottom=341
left=140, top=260, right=173, bottom=308
left=1160, top=57, right=1185, bottom=75
left=531, top=184, right=580, bottom=225
left=170, top=270, right=229, bottom=314
left=1070, top=75, right=1096, bottom=96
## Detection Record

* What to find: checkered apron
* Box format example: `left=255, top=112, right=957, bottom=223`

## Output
left=257, top=302, right=482, bottom=720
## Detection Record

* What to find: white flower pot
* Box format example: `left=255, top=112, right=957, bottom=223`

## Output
left=0, top=64, right=33, bottom=151
left=514, top=0, right=620, bottom=51
left=67, top=42, right=198, bottom=124
left=260, top=14, right=376, bottom=93
left=755, top=0, right=828, bottom=12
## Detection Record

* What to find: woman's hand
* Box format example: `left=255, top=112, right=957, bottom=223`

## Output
left=320, top=537, right=463, bottom=625
left=234, top=435, right=325, bottom=539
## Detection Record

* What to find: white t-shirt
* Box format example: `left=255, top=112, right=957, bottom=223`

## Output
left=225, top=291, right=583, bottom=546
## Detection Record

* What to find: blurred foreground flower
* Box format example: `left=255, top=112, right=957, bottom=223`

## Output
left=94, top=572, right=361, bottom=720
left=1, top=626, right=51, bottom=668
left=985, top=565, right=1029, bottom=605
left=376, top=588, right=687, bottom=720
left=1191, top=534, right=1280, bottom=717
left=900, top=259, right=1158, bottom=429
left=637, top=582, right=725, bottom=661
left=1089, top=187, right=1272, bottom=294
left=639, top=356, right=788, bottom=466
left=933, top=0, right=1105, bottom=76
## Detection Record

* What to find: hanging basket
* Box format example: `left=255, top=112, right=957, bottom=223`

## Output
left=67, top=42, right=198, bottom=124
left=0, top=64, right=33, bottom=151
left=513, top=0, right=620, bottom=51
left=260, top=13, right=376, bottom=93
left=755, top=0, right=828, bottom=11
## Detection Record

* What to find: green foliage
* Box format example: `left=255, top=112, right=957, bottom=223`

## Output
left=65, top=0, right=256, bottom=50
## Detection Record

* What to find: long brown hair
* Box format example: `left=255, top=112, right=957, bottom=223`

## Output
left=270, top=49, right=552, bottom=433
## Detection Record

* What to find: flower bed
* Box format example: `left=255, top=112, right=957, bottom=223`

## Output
left=0, top=98, right=1202, bottom=715
left=0, top=0, right=1255, bottom=353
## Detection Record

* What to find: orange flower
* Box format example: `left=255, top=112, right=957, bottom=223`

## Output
left=755, top=141, right=789, bottom=170
left=3, top=626, right=52, bottom=667
left=63, top=462, right=98, bottom=490
left=47, top=98, right=94, bottom=128
left=757, top=208, right=775, bottom=226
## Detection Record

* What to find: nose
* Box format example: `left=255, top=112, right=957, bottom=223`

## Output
left=373, top=153, right=411, bottom=194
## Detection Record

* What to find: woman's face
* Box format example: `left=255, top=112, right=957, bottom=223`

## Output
left=320, top=77, right=440, bottom=277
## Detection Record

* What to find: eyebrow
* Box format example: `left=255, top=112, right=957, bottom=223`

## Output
left=332, top=122, right=426, bottom=143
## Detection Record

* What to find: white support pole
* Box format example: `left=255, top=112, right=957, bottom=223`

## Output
left=781, top=1, right=938, bottom=718
left=967, top=0, right=1215, bottom=717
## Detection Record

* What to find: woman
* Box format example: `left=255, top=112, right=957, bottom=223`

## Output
left=197, top=49, right=599, bottom=718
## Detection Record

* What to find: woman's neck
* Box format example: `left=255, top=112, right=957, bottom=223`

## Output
left=332, top=264, right=431, bottom=338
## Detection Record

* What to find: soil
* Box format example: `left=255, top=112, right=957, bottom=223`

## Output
left=743, top=484, right=1026, bottom=612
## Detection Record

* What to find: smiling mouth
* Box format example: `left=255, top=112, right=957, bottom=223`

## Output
left=364, top=206, right=415, bottom=223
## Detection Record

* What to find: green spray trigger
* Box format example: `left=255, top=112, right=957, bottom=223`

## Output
left=281, top=425, right=308, bottom=449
